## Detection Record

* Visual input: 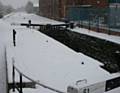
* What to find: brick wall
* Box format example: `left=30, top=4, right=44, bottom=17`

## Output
left=39, top=0, right=109, bottom=19
left=82, top=0, right=109, bottom=8
left=39, top=0, right=51, bottom=17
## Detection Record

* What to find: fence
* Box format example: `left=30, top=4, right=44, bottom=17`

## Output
left=66, top=6, right=120, bottom=35
left=10, top=58, right=65, bottom=93
left=20, top=22, right=74, bottom=30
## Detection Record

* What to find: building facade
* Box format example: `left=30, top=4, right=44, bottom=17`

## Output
left=81, top=0, right=109, bottom=8
left=39, top=0, right=109, bottom=20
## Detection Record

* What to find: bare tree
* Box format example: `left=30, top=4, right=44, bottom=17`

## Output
left=0, top=1, right=14, bottom=17
left=4, top=5, right=15, bottom=15
left=25, top=1, right=34, bottom=13
left=0, top=1, right=4, bottom=18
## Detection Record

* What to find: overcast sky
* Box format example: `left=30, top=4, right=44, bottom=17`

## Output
left=0, top=0, right=38, bottom=8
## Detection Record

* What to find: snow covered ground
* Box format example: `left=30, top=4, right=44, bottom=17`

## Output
left=0, top=12, right=120, bottom=93
left=3, top=12, right=63, bottom=25
left=7, top=28, right=120, bottom=91
left=0, top=20, right=12, bottom=93
left=72, top=27, right=120, bottom=44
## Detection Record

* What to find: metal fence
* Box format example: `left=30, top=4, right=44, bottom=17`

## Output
left=66, top=6, right=120, bottom=34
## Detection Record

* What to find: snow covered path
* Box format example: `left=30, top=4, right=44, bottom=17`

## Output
left=71, top=27, right=120, bottom=44
left=0, top=20, right=12, bottom=93
left=3, top=12, right=63, bottom=25
left=0, top=37, right=7, bottom=93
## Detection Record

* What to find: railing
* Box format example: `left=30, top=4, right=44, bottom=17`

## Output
left=20, top=21, right=74, bottom=30
left=77, top=21, right=120, bottom=34
left=11, top=58, right=65, bottom=93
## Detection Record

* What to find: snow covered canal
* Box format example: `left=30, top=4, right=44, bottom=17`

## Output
left=0, top=12, right=120, bottom=93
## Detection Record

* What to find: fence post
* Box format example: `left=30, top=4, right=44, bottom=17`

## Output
left=20, top=74, right=23, bottom=93
left=28, top=20, right=31, bottom=28
left=108, top=23, right=111, bottom=35
left=12, top=64, right=15, bottom=92
left=81, top=20, right=83, bottom=28
left=96, top=16, right=100, bottom=32
left=88, top=16, right=91, bottom=30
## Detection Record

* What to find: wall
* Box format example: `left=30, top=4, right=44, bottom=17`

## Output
left=82, top=0, right=109, bottom=8
left=39, top=0, right=109, bottom=20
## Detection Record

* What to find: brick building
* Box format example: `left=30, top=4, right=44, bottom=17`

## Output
left=39, top=0, right=109, bottom=19
left=80, top=0, right=109, bottom=8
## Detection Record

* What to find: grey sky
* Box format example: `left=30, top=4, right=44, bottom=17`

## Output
left=0, top=0, right=38, bottom=8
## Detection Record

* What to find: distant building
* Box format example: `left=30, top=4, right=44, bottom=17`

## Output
left=39, top=0, right=109, bottom=20
left=33, top=3, right=39, bottom=14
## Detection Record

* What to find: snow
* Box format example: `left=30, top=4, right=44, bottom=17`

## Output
left=6, top=28, right=120, bottom=92
left=3, top=12, right=63, bottom=25
left=71, top=27, right=120, bottom=44
left=9, top=86, right=56, bottom=93
left=0, top=20, right=12, bottom=93
left=3, top=12, right=120, bottom=45
left=33, top=3, right=39, bottom=7
left=1, top=12, right=120, bottom=93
